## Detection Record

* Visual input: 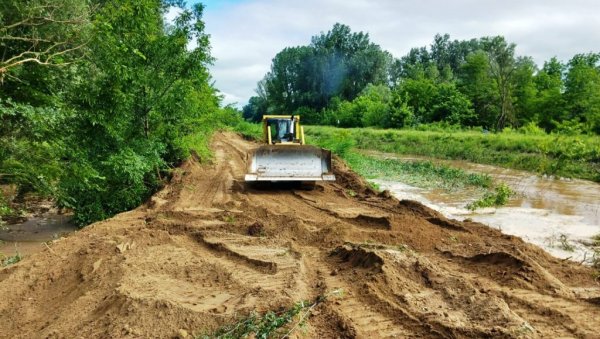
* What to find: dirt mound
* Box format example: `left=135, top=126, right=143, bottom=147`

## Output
left=1, top=132, right=599, bottom=338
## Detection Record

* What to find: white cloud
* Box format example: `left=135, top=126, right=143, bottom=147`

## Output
left=200, top=0, right=600, bottom=107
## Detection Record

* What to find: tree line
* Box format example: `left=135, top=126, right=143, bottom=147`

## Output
left=243, top=24, right=600, bottom=135
left=1, top=0, right=228, bottom=225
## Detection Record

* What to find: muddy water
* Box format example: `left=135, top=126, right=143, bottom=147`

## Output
left=365, top=151, right=600, bottom=262
left=0, top=214, right=77, bottom=257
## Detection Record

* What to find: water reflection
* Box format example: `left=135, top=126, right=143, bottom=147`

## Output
left=0, top=214, right=77, bottom=256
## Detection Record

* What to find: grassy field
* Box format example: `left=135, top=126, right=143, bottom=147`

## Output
left=306, top=126, right=600, bottom=182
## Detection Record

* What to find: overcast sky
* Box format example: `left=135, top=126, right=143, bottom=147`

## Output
left=190, top=0, right=600, bottom=107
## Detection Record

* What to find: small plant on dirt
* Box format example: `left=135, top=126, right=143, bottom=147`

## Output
left=467, top=183, right=514, bottom=210
left=1, top=249, right=22, bottom=267
left=346, top=189, right=357, bottom=197
left=198, top=290, right=342, bottom=339
left=224, top=215, right=236, bottom=224
left=368, top=182, right=381, bottom=192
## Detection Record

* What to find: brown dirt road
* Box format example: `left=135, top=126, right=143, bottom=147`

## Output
left=1, top=132, right=599, bottom=338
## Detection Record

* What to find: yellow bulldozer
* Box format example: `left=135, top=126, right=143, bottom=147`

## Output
left=244, top=115, right=335, bottom=182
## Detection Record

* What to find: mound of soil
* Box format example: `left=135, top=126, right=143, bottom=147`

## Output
left=0, top=132, right=598, bottom=338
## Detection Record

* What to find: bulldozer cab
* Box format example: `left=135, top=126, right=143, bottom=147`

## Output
left=263, top=115, right=305, bottom=145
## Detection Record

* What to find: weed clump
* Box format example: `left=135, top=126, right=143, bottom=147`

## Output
left=545, top=233, right=576, bottom=252
left=199, top=290, right=341, bottom=339
left=467, top=183, right=514, bottom=210
left=1, top=250, right=22, bottom=267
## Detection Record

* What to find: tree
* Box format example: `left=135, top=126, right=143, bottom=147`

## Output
left=459, top=50, right=498, bottom=128
left=387, top=90, right=413, bottom=128
left=563, top=53, right=600, bottom=133
left=257, top=23, right=392, bottom=121
left=397, top=77, right=436, bottom=123
left=243, top=96, right=267, bottom=122
left=358, top=84, right=391, bottom=127
left=512, top=57, right=538, bottom=125
left=532, top=58, right=565, bottom=130
left=481, top=36, right=517, bottom=129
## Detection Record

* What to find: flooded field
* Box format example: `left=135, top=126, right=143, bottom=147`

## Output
left=367, top=151, right=600, bottom=262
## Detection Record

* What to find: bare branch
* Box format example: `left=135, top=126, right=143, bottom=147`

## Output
left=0, top=36, right=53, bottom=43
left=0, top=43, right=87, bottom=77
left=0, top=1, right=92, bottom=83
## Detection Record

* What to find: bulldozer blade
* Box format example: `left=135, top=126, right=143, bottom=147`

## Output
left=245, top=145, right=335, bottom=181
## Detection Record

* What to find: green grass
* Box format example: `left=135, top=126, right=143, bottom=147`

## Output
left=306, top=126, right=600, bottom=182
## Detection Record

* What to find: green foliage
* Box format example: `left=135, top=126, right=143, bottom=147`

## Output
left=232, top=121, right=262, bottom=141
left=1, top=1, right=224, bottom=226
left=55, top=0, right=221, bottom=225
left=199, top=299, right=315, bottom=339
left=467, top=183, right=514, bottom=210
left=200, top=290, right=342, bottom=338
left=517, top=121, right=546, bottom=135
left=0, top=196, right=11, bottom=217
left=1, top=250, right=22, bottom=267
left=563, top=53, right=600, bottom=134
left=387, top=91, right=414, bottom=128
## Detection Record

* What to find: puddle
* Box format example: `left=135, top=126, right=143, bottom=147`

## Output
left=366, top=151, right=600, bottom=262
left=0, top=214, right=77, bottom=257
